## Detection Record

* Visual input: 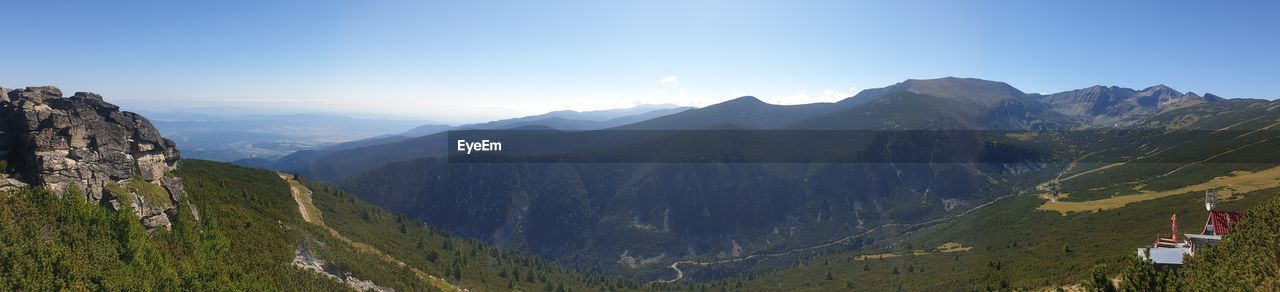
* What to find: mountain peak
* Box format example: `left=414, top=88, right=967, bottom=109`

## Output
left=1141, top=84, right=1180, bottom=94
left=1039, top=82, right=1228, bottom=125
left=840, top=77, right=1026, bottom=106
left=722, top=96, right=766, bottom=105
left=897, top=77, right=1025, bottom=101
left=900, top=77, right=1004, bottom=86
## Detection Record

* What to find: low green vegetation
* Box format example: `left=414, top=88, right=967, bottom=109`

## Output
left=100, top=177, right=173, bottom=205
left=1051, top=100, right=1280, bottom=202
left=127, top=177, right=172, bottom=203
left=671, top=186, right=1279, bottom=291
left=177, top=159, right=440, bottom=291
left=300, top=173, right=640, bottom=291
left=0, top=160, right=640, bottom=291
left=0, top=181, right=343, bottom=290
left=1178, top=193, right=1280, bottom=290
left=183, top=159, right=643, bottom=291
left=1099, top=191, right=1280, bottom=291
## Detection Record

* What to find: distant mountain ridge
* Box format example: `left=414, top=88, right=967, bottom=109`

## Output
left=614, top=96, right=847, bottom=130
left=266, top=77, right=1241, bottom=181
left=1034, top=84, right=1223, bottom=125
left=453, top=104, right=691, bottom=132
left=247, top=104, right=692, bottom=179
left=247, top=76, right=1236, bottom=178
left=217, top=77, right=1264, bottom=282
left=841, top=77, right=1028, bottom=106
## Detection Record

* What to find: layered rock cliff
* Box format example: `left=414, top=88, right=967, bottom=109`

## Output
left=0, top=86, right=190, bottom=230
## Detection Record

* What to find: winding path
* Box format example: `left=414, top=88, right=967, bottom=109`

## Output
left=653, top=193, right=1022, bottom=283
left=279, top=173, right=466, bottom=291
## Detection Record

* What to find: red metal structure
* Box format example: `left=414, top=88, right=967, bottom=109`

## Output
left=1140, top=188, right=1247, bottom=265
left=1201, top=210, right=1245, bottom=236
left=1153, top=214, right=1180, bottom=248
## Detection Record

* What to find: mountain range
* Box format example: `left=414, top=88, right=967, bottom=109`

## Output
left=1033, top=84, right=1225, bottom=126
left=3, top=80, right=1277, bottom=291
left=267, top=77, right=1221, bottom=180
left=249, top=77, right=1259, bottom=280
left=238, top=104, right=691, bottom=178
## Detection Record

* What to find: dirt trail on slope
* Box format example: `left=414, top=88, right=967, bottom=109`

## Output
left=1038, top=165, right=1280, bottom=214
left=1035, top=130, right=1280, bottom=213
left=1039, top=148, right=1174, bottom=193
left=1158, top=134, right=1280, bottom=177
left=278, top=173, right=464, bottom=291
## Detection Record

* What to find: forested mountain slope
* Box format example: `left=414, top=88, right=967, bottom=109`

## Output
left=332, top=78, right=1280, bottom=284
left=0, top=160, right=636, bottom=291
left=643, top=98, right=1280, bottom=289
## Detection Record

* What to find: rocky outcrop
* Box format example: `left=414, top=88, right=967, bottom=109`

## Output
left=0, top=86, right=190, bottom=230
left=1036, top=84, right=1222, bottom=126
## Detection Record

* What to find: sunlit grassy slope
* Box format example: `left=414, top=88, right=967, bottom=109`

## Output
left=0, top=160, right=637, bottom=291
left=706, top=187, right=1279, bottom=291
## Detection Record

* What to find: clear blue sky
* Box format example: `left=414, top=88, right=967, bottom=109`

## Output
left=2, top=1, right=1277, bottom=123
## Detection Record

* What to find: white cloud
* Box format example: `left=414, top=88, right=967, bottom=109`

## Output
left=767, top=86, right=858, bottom=105
left=658, top=75, right=679, bottom=85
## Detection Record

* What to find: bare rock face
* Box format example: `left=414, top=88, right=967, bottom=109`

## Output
left=1037, top=84, right=1221, bottom=126
left=0, top=86, right=190, bottom=230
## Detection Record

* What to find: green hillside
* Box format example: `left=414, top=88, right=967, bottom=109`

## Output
left=687, top=187, right=1280, bottom=291
left=647, top=99, right=1280, bottom=290
left=0, top=163, right=345, bottom=291
left=0, top=160, right=634, bottom=291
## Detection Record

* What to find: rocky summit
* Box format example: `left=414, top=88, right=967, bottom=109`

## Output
left=0, top=86, right=190, bottom=230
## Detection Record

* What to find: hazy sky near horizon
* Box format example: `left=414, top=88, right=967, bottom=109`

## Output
left=2, top=1, right=1278, bottom=124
